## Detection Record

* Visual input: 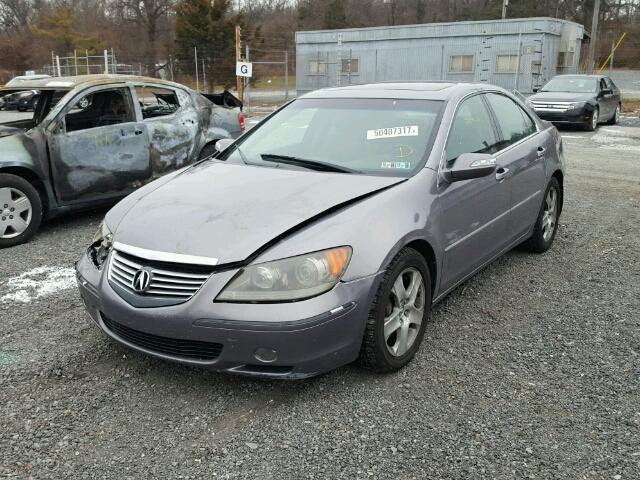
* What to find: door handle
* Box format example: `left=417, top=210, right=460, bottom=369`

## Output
left=134, top=129, right=143, bottom=135
left=537, top=146, right=546, bottom=157
left=495, top=167, right=510, bottom=181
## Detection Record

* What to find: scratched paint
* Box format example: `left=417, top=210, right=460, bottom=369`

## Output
left=0, top=266, right=76, bottom=303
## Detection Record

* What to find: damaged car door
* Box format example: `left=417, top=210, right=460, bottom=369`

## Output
left=47, top=86, right=151, bottom=204
left=133, top=84, right=196, bottom=174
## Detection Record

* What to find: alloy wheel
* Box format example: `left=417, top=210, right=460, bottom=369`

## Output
left=541, top=187, right=558, bottom=243
left=383, top=267, right=425, bottom=357
left=0, top=187, right=33, bottom=239
left=591, top=109, right=599, bottom=130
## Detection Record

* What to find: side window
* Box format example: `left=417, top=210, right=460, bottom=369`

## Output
left=64, top=88, right=135, bottom=133
left=599, top=78, right=608, bottom=92
left=605, top=78, right=617, bottom=90
left=445, top=95, right=498, bottom=165
left=485, top=93, right=536, bottom=148
left=135, top=86, right=180, bottom=119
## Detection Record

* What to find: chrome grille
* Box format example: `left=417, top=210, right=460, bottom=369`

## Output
left=530, top=101, right=574, bottom=112
left=108, top=249, right=211, bottom=302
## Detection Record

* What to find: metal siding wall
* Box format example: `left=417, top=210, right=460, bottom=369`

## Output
left=296, top=18, right=583, bottom=95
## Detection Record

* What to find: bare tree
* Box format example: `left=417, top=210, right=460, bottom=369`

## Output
left=114, top=0, right=175, bottom=72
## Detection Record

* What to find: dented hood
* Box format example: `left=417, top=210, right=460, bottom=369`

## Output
left=113, top=162, right=403, bottom=265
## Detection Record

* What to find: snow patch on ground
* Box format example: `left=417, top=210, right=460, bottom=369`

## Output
left=1, top=266, right=76, bottom=303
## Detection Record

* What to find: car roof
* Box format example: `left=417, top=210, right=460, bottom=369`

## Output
left=302, top=82, right=507, bottom=101
left=551, top=74, right=606, bottom=79
left=0, top=74, right=187, bottom=91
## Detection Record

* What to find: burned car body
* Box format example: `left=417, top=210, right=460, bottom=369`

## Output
left=0, top=75, right=244, bottom=247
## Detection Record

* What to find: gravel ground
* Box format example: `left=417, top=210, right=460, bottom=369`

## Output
left=1, top=118, right=639, bottom=479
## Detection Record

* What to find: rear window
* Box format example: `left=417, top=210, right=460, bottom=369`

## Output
left=223, top=97, right=444, bottom=176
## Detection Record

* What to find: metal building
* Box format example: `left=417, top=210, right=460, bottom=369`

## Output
left=295, top=17, right=585, bottom=95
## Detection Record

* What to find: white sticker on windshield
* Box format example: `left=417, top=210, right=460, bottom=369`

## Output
left=367, top=125, right=418, bottom=140
left=381, top=161, right=411, bottom=170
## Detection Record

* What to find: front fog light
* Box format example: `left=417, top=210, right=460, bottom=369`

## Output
left=254, top=348, right=278, bottom=363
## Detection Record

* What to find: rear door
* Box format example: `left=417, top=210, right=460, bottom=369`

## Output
left=133, top=84, right=197, bottom=173
left=48, top=86, right=151, bottom=204
left=484, top=92, right=547, bottom=240
left=438, top=94, right=510, bottom=293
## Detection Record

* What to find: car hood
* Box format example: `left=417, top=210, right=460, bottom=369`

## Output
left=0, top=125, right=24, bottom=138
left=529, top=91, right=595, bottom=103
left=113, top=162, right=404, bottom=265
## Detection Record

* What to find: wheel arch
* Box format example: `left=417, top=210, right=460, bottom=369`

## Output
left=403, top=239, right=438, bottom=298
left=551, top=169, right=564, bottom=216
left=0, top=166, right=49, bottom=212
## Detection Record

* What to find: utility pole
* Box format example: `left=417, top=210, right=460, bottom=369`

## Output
left=502, top=0, right=508, bottom=19
left=194, top=46, right=199, bottom=92
left=587, top=0, right=601, bottom=74
left=235, top=25, right=243, bottom=102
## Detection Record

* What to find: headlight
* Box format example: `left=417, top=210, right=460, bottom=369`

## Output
left=88, top=220, right=113, bottom=268
left=216, top=246, right=352, bottom=302
left=570, top=101, right=586, bottom=109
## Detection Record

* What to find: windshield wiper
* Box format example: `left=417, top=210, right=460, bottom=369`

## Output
left=260, top=153, right=360, bottom=173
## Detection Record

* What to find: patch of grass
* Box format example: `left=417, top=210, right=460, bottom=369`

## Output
left=252, top=76, right=296, bottom=90
left=621, top=98, right=640, bottom=114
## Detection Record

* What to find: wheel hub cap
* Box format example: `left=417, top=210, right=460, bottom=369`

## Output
left=383, top=267, right=426, bottom=357
left=0, top=187, right=33, bottom=239
left=541, top=187, right=558, bottom=242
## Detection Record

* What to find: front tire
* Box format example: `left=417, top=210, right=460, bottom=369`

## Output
left=585, top=107, right=599, bottom=131
left=358, top=247, right=431, bottom=373
left=520, top=177, right=561, bottom=253
left=0, top=173, right=43, bottom=248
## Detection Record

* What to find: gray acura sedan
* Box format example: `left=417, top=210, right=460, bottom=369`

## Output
left=76, top=82, right=565, bottom=378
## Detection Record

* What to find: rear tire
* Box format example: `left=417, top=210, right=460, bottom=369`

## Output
left=0, top=173, right=43, bottom=248
left=606, top=104, right=620, bottom=125
left=520, top=177, right=561, bottom=254
left=197, top=142, right=219, bottom=160
left=358, top=247, right=431, bottom=373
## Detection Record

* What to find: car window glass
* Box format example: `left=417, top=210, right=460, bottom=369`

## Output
left=485, top=93, right=535, bottom=148
left=64, top=88, right=135, bottom=133
left=221, top=97, right=443, bottom=177
left=600, top=79, right=608, bottom=91
left=605, top=78, right=616, bottom=90
left=135, top=86, right=180, bottom=119
left=445, top=95, right=498, bottom=165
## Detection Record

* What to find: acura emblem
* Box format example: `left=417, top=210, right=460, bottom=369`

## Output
left=132, top=269, right=151, bottom=293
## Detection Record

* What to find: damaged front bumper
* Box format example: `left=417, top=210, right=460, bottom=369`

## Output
left=75, top=252, right=381, bottom=379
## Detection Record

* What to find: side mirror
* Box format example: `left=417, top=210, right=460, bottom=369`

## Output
left=215, top=138, right=234, bottom=152
left=532, top=87, right=539, bottom=93
left=445, top=153, right=497, bottom=182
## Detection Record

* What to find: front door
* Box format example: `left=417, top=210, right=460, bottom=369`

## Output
left=484, top=92, right=547, bottom=240
left=48, top=86, right=151, bottom=204
left=437, top=94, right=510, bottom=293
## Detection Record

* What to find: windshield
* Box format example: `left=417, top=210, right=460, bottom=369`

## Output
left=540, top=77, right=597, bottom=93
left=221, top=97, right=443, bottom=176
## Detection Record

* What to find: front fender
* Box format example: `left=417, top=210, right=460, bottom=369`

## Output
left=250, top=169, right=443, bottom=285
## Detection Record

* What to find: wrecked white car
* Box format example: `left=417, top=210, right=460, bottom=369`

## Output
left=0, top=74, right=244, bottom=247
